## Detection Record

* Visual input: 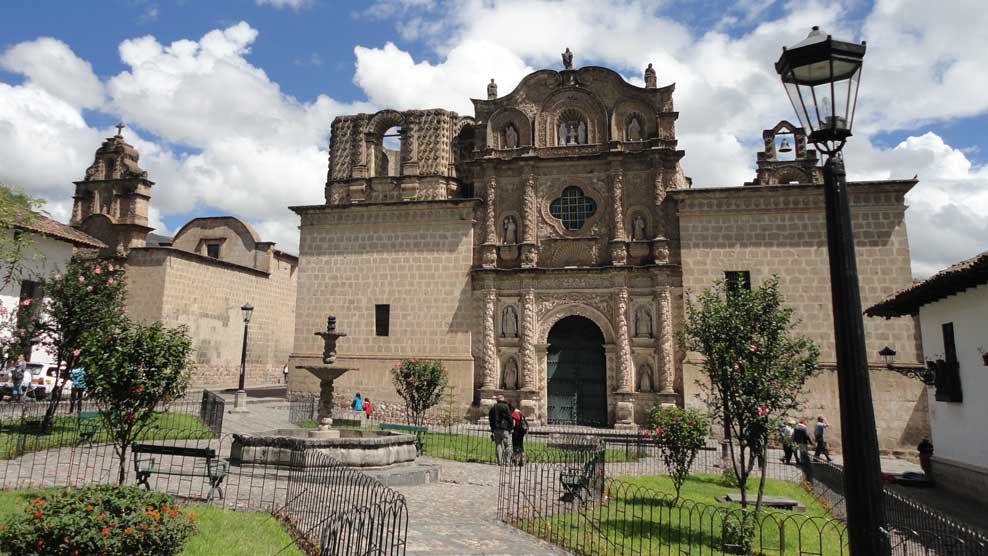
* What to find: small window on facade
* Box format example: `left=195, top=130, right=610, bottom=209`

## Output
left=549, top=187, right=597, bottom=230
left=375, top=304, right=390, bottom=337
left=725, top=271, right=751, bottom=295
left=934, top=322, right=963, bottom=403
left=205, top=243, right=221, bottom=259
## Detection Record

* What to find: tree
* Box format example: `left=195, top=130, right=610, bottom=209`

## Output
left=681, top=276, right=819, bottom=512
left=37, top=257, right=128, bottom=431
left=0, top=184, right=45, bottom=291
left=79, top=320, right=193, bottom=485
left=647, top=405, right=708, bottom=501
left=0, top=297, right=42, bottom=362
left=390, top=359, right=448, bottom=428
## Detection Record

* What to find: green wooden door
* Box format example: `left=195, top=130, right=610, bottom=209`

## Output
left=546, top=316, right=607, bottom=425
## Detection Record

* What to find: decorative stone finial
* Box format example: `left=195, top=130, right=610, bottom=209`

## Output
left=562, top=48, right=574, bottom=70
left=316, top=315, right=347, bottom=364
left=487, top=78, right=498, bottom=100
left=115, top=123, right=125, bottom=137
left=644, top=63, right=657, bottom=88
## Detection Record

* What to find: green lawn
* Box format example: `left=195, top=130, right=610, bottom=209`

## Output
left=0, top=412, right=214, bottom=460
left=518, top=474, right=847, bottom=556
left=0, top=489, right=302, bottom=556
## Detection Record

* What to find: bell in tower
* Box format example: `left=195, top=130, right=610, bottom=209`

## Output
left=70, top=124, right=155, bottom=256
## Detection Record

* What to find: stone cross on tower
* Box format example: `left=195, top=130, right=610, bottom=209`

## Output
left=115, top=123, right=125, bottom=137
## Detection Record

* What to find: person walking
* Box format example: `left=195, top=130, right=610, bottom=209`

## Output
left=69, top=366, right=86, bottom=413
left=10, top=354, right=26, bottom=403
left=814, top=415, right=832, bottom=462
left=792, top=419, right=812, bottom=468
left=779, top=420, right=796, bottom=465
left=488, top=395, right=513, bottom=465
left=511, top=405, right=529, bottom=466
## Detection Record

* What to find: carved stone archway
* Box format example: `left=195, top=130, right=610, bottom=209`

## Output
left=536, top=303, right=617, bottom=424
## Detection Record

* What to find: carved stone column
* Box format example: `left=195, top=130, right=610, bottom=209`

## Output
left=614, top=288, right=634, bottom=393
left=657, top=287, right=676, bottom=393
left=481, top=176, right=498, bottom=267
left=610, top=170, right=628, bottom=265
left=521, top=172, right=539, bottom=267
left=520, top=289, right=537, bottom=389
left=482, top=289, right=497, bottom=389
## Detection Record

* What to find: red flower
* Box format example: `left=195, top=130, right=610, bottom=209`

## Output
left=86, top=285, right=94, bottom=293
left=125, top=527, right=133, bottom=535
left=63, top=536, right=70, bottom=543
left=135, top=386, right=144, bottom=394
left=749, top=344, right=759, bottom=352
left=20, top=298, right=32, bottom=306
left=34, top=510, right=43, bottom=517
left=93, top=266, right=101, bottom=274
left=78, top=275, right=85, bottom=283
left=757, top=405, right=769, bottom=417
left=86, top=505, right=93, bottom=512
left=37, top=540, right=44, bottom=546
left=101, top=528, right=109, bottom=537
left=655, top=427, right=663, bottom=435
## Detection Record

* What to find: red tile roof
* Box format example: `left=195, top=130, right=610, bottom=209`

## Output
left=13, top=212, right=106, bottom=249
left=866, top=250, right=988, bottom=318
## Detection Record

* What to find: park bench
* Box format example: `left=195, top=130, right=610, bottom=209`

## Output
left=131, top=443, right=228, bottom=501
left=76, top=411, right=101, bottom=446
left=559, top=451, right=604, bottom=503
left=379, top=423, right=427, bottom=454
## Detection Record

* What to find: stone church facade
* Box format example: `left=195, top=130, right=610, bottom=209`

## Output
left=290, top=55, right=927, bottom=451
left=70, top=128, right=298, bottom=387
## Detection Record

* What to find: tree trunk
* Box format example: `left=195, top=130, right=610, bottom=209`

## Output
left=754, top=444, right=768, bottom=515
left=116, top=443, right=129, bottom=485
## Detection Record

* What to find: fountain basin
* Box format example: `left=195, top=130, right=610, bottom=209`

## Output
left=231, top=429, right=417, bottom=467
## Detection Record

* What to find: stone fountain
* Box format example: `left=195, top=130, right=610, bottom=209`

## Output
left=229, top=315, right=438, bottom=486
left=296, top=315, right=351, bottom=439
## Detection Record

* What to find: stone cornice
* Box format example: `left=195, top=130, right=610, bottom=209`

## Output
left=129, top=246, right=272, bottom=277
left=294, top=199, right=479, bottom=226
left=670, top=180, right=915, bottom=214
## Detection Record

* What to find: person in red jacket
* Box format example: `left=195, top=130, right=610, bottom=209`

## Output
left=363, top=398, right=373, bottom=419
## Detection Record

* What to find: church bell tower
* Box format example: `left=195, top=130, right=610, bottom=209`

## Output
left=70, top=124, right=154, bottom=256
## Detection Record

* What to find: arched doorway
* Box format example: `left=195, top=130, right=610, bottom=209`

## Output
left=546, top=316, right=607, bottom=425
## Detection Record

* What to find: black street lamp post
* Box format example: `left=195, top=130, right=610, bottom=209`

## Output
left=776, top=27, right=889, bottom=555
left=233, top=303, right=254, bottom=412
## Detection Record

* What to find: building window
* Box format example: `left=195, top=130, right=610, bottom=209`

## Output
left=375, top=304, right=390, bottom=337
left=549, top=187, right=597, bottom=230
left=934, top=322, right=963, bottom=403
left=725, top=271, right=751, bottom=295
left=205, top=242, right=221, bottom=259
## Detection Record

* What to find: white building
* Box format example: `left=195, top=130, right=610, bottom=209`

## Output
left=0, top=213, right=105, bottom=363
left=867, top=249, right=988, bottom=502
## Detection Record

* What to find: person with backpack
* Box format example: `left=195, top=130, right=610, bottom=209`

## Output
left=10, top=354, right=26, bottom=402
left=511, top=405, right=529, bottom=466
left=351, top=392, right=363, bottom=412
left=488, top=395, right=513, bottom=465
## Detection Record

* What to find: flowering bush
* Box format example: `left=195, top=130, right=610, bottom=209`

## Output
left=681, top=276, right=819, bottom=510
left=0, top=485, right=196, bottom=556
left=390, top=359, right=448, bottom=428
left=80, top=320, right=192, bottom=484
left=646, top=406, right=708, bottom=501
left=36, top=257, right=128, bottom=432
left=0, top=296, right=41, bottom=361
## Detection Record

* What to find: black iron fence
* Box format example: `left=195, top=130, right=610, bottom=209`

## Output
left=808, top=460, right=988, bottom=556
left=498, top=443, right=849, bottom=556
left=0, top=393, right=409, bottom=556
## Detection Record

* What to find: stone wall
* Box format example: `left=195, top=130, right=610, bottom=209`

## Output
left=289, top=201, right=478, bottom=407
left=673, top=181, right=928, bottom=451
left=127, top=247, right=298, bottom=387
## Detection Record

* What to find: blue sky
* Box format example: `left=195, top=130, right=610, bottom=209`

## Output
left=1, top=0, right=986, bottom=276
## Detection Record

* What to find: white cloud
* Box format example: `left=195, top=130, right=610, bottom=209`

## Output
left=0, top=37, right=104, bottom=109
left=256, top=0, right=313, bottom=10
left=0, top=23, right=370, bottom=252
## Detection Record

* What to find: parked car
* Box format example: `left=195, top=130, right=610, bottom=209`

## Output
left=1, top=362, right=44, bottom=400
left=27, top=363, right=72, bottom=401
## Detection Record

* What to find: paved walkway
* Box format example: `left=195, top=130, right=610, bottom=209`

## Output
left=395, top=457, right=569, bottom=556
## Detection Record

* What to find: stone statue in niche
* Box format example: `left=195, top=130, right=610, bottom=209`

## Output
left=634, top=306, right=653, bottom=337
left=501, top=305, right=518, bottom=338
left=632, top=215, right=647, bottom=240
left=504, top=125, right=518, bottom=149
left=502, top=358, right=519, bottom=390
left=627, top=117, right=641, bottom=141
left=487, top=78, right=498, bottom=100
left=502, top=216, right=518, bottom=245
left=562, top=47, right=574, bottom=70
left=558, top=121, right=568, bottom=145
left=577, top=121, right=587, bottom=144
left=638, top=364, right=654, bottom=393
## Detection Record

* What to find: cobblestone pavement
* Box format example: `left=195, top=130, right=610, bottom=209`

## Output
left=394, top=457, right=570, bottom=556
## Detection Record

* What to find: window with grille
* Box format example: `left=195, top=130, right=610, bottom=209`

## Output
left=375, top=304, right=390, bottom=337
left=725, top=271, right=751, bottom=295
left=549, top=187, right=596, bottom=230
